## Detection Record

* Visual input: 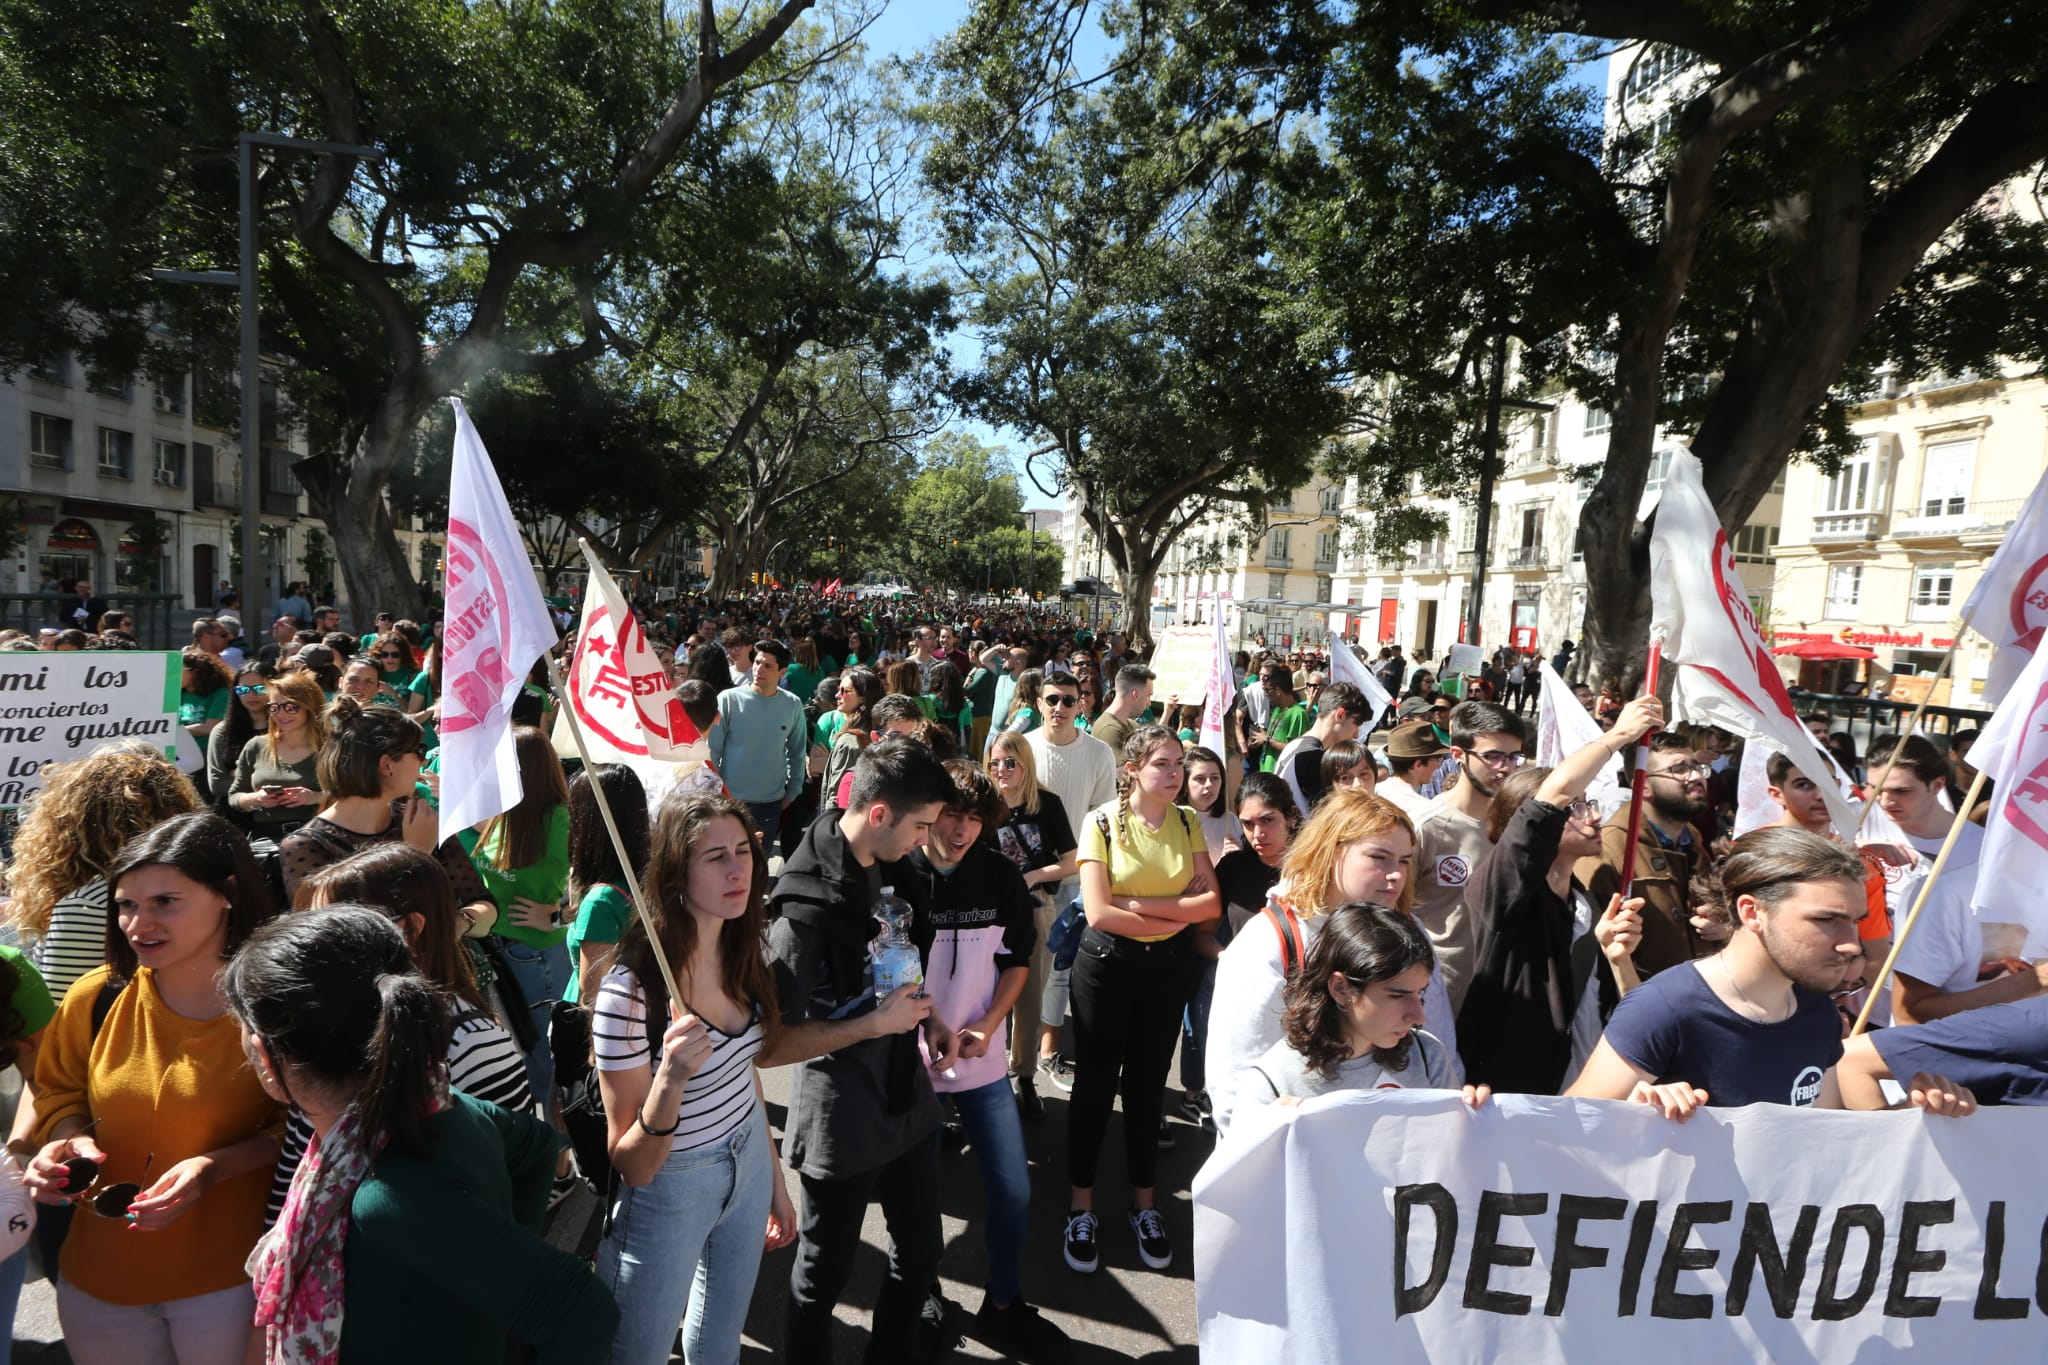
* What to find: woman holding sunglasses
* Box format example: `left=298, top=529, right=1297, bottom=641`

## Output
left=1459, top=697, right=1662, bottom=1095
left=26, top=813, right=282, bottom=1365
left=206, top=663, right=273, bottom=816
left=228, top=670, right=329, bottom=841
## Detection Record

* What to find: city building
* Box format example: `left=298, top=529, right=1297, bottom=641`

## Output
left=1152, top=477, right=1345, bottom=649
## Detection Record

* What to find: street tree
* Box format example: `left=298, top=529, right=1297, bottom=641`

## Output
left=0, top=0, right=860, bottom=615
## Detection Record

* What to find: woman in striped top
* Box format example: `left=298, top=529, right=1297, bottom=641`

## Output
left=4, top=748, right=201, bottom=999
left=263, top=844, right=538, bottom=1224
left=593, top=793, right=796, bottom=1365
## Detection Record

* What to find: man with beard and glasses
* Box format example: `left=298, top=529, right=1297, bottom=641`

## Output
left=1410, top=701, right=1527, bottom=1015
left=1575, top=731, right=1708, bottom=982
left=1567, top=827, right=1867, bottom=1112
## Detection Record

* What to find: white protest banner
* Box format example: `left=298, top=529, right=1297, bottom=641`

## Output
left=1325, top=639, right=1393, bottom=733
left=1198, top=610, right=1233, bottom=757
left=1445, top=642, right=1483, bottom=676
left=439, top=398, right=560, bottom=834
left=1965, top=625, right=2048, bottom=957
left=0, top=651, right=181, bottom=807
left=1147, top=625, right=1216, bottom=704
left=1197, top=1090, right=2048, bottom=1364
left=1958, top=464, right=2048, bottom=704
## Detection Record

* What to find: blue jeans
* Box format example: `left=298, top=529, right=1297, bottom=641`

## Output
left=597, top=1106, right=773, bottom=1365
left=0, top=1243, right=24, bottom=1365
left=746, top=800, right=784, bottom=849
left=496, top=938, right=570, bottom=1106
left=949, top=1078, right=1031, bottom=1305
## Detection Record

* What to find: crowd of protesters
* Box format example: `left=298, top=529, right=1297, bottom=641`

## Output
left=0, top=574, right=2034, bottom=1365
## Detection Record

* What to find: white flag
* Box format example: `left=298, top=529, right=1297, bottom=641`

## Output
left=438, top=398, right=560, bottom=834
left=1324, top=638, right=1392, bottom=733
left=1536, top=660, right=1625, bottom=815
left=1649, top=451, right=1858, bottom=835
left=1965, top=629, right=2048, bottom=956
left=1197, top=609, right=1233, bottom=756
left=1958, top=466, right=2048, bottom=703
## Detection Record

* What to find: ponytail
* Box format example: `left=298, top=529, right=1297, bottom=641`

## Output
left=358, top=973, right=450, bottom=1154
left=220, top=906, right=454, bottom=1155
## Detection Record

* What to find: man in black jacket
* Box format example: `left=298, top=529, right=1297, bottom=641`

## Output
left=767, top=737, right=961, bottom=1364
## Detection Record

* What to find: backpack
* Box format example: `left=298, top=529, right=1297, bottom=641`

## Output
left=554, top=968, right=668, bottom=1209
left=1262, top=895, right=1307, bottom=979
left=1049, top=807, right=1199, bottom=969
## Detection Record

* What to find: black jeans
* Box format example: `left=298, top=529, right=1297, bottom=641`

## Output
left=785, top=1130, right=943, bottom=1364
left=1067, top=926, right=1191, bottom=1193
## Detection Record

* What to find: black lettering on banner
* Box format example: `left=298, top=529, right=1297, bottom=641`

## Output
left=1652, top=1201, right=1733, bottom=1320
left=1546, top=1195, right=1628, bottom=1316
left=1813, top=1205, right=1885, bottom=1321
left=1617, top=1200, right=1659, bottom=1317
left=1726, top=1202, right=1820, bottom=1318
left=1464, top=1191, right=1547, bottom=1315
left=1393, top=1183, right=1458, bottom=1318
left=2035, top=1208, right=2048, bottom=1315
left=1972, top=1202, right=2028, bottom=1319
left=1885, top=1200, right=1954, bottom=1319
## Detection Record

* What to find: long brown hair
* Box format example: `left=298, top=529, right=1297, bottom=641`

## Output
left=264, top=668, right=331, bottom=762
left=1279, top=904, right=1436, bottom=1079
left=299, top=843, right=487, bottom=1012
left=476, top=726, right=570, bottom=871
left=610, top=794, right=778, bottom=1046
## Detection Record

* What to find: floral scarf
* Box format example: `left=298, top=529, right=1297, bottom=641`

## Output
left=246, top=1104, right=377, bottom=1365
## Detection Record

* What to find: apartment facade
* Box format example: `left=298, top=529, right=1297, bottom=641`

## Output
left=2, top=351, right=441, bottom=622
left=1772, top=371, right=2046, bottom=703
left=1147, top=477, right=1345, bottom=649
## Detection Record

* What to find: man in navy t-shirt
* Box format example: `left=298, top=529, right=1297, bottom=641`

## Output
left=1567, top=827, right=1868, bottom=1115
left=1835, top=995, right=2045, bottom=1109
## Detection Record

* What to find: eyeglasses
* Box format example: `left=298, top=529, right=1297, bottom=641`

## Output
left=1469, top=750, right=1526, bottom=769
left=1069, top=659, right=1091, bottom=668
left=1566, top=799, right=1600, bottom=821
left=267, top=701, right=303, bottom=715
left=233, top=684, right=267, bottom=697
left=1651, top=762, right=1710, bottom=781
left=1042, top=694, right=1079, bottom=708
left=988, top=757, right=1021, bottom=771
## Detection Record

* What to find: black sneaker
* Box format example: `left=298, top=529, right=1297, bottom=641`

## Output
left=1156, top=1118, right=1177, bottom=1151
left=1063, top=1209, right=1101, bottom=1274
left=1180, top=1089, right=1212, bottom=1124
left=1039, top=1053, right=1076, bottom=1094
left=1129, top=1207, right=1173, bottom=1270
left=975, top=1294, right=1073, bottom=1361
left=1016, top=1074, right=1046, bottom=1122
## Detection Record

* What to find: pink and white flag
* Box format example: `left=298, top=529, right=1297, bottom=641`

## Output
left=438, top=399, right=559, bottom=834
left=1197, top=608, right=1234, bottom=757
left=1649, top=451, right=1858, bottom=835
left=1965, top=626, right=2048, bottom=956
left=1959, top=467, right=2048, bottom=704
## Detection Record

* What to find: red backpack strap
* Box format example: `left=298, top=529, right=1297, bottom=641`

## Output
left=1263, top=898, right=1306, bottom=977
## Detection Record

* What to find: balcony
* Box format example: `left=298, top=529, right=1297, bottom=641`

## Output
left=1908, top=600, right=1952, bottom=623
left=1891, top=499, right=2022, bottom=542
left=1408, top=552, right=1448, bottom=573
left=1502, top=446, right=1560, bottom=478
left=1809, top=511, right=1884, bottom=543
left=1504, top=545, right=1553, bottom=570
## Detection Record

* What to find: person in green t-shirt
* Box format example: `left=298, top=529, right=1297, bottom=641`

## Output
left=178, top=647, right=235, bottom=744
left=1254, top=663, right=1309, bottom=773
left=562, top=763, right=651, bottom=1004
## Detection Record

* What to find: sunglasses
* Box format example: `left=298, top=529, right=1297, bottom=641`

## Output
left=57, top=1156, right=146, bottom=1221
left=376, top=651, right=404, bottom=660
left=233, top=684, right=267, bottom=697
left=267, top=701, right=303, bottom=715
left=988, top=757, right=1021, bottom=771
left=1042, top=695, right=1079, bottom=708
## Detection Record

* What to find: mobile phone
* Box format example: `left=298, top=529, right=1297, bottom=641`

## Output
left=262, top=783, right=284, bottom=797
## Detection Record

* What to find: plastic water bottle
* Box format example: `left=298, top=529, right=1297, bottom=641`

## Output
left=869, top=886, right=924, bottom=1001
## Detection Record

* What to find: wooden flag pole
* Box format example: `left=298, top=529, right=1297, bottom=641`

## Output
left=546, top=555, right=688, bottom=1013
left=1609, top=638, right=1664, bottom=996
left=1852, top=629, right=1964, bottom=836
left=1848, top=764, right=1992, bottom=1037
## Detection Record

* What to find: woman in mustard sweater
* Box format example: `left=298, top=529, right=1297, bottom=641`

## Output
left=25, top=812, right=282, bottom=1364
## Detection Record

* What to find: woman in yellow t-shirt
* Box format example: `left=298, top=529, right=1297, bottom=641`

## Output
left=1063, top=725, right=1220, bottom=1279
left=25, top=811, right=283, bottom=1365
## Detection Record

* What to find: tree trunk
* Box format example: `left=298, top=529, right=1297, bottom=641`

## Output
left=331, top=462, right=428, bottom=621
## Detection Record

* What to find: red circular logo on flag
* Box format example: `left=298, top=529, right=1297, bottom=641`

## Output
left=2007, top=552, right=2048, bottom=653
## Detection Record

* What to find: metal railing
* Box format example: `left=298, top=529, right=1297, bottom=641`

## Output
left=0, top=593, right=193, bottom=649
left=1792, top=691, right=1994, bottom=761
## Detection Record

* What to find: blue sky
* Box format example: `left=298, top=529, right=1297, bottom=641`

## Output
left=855, top=3, right=1610, bottom=506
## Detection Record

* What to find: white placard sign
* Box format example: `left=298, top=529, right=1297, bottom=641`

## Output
left=1196, top=1090, right=2048, bottom=1364
left=1147, top=625, right=1217, bottom=705
left=0, top=651, right=182, bottom=808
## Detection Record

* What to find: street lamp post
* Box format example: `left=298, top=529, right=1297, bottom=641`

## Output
left=153, top=130, right=381, bottom=625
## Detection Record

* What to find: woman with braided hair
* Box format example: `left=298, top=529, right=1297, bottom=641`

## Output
left=1062, top=725, right=1220, bottom=1278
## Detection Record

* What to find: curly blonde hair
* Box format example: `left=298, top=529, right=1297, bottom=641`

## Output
left=1278, top=789, right=1417, bottom=919
left=3, top=750, right=201, bottom=937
